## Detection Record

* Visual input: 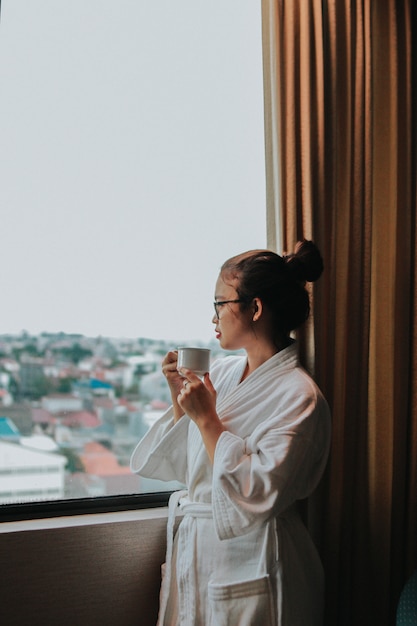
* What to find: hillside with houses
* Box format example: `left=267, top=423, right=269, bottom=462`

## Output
left=0, top=332, right=220, bottom=504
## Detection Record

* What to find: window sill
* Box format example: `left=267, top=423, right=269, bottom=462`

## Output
left=0, top=504, right=169, bottom=534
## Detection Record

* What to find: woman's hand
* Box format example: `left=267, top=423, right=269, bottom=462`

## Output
left=162, top=351, right=186, bottom=421
left=177, top=368, right=225, bottom=462
left=177, top=369, right=217, bottom=422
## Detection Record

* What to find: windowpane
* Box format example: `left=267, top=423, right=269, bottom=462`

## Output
left=0, top=0, right=266, bottom=506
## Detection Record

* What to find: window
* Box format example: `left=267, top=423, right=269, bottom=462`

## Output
left=0, top=1, right=266, bottom=515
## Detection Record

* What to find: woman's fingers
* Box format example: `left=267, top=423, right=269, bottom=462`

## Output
left=162, top=351, right=179, bottom=377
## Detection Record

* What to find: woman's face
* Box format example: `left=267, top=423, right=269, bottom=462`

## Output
left=212, top=273, right=253, bottom=351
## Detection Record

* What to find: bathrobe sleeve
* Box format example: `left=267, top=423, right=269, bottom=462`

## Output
left=211, top=375, right=331, bottom=540
left=130, top=407, right=190, bottom=483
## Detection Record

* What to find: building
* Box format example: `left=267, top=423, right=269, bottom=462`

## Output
left=0, top=440, right=66, bottom=504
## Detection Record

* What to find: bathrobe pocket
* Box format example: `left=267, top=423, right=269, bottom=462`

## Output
left=208, top=574, right=275, bottom=626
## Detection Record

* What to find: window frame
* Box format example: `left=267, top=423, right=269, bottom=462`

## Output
left=0, top=0, right=268, bottom=524
left=0, top=491, right=172, bottom=522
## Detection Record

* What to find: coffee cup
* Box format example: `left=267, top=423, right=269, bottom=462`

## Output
left=177, top=347, right=211, bottom=377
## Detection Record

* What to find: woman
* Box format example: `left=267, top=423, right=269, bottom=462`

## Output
left=131, top=240, right=331, bottom=625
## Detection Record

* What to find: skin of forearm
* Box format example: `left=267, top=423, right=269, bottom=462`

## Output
left=172, top=399, right=185, bottom=423
left=196, top=414, right=226, bottom=463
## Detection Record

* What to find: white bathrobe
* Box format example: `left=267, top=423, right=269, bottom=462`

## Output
left=130, top=343, right=331, bottom=626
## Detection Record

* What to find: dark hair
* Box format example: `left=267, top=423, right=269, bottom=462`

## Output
left=221, top=239, right=323, bottom=335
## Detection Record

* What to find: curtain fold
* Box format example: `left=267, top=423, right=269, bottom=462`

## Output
left=262, top=1, right=417, bottom=624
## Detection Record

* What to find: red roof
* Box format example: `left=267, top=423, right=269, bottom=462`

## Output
left=32, top=407, right=56, bottom=424
left=93, top=397, right=115, bottom=410
left=150, top=399, right=169, bottom=410
left=80, top=442, right=131, bottom=476
left=118, top=398, right=139, bottom=412
left=60, top=411, right=101, bottom=428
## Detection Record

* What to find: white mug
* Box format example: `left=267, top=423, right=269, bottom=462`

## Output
left=177, top=347, right=211, bottom=377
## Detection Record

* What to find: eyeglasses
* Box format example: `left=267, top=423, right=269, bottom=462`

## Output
left=213, top=299, right=245, bottom=318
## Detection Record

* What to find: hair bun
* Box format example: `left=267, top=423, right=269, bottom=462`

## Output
left=284, top=239, right=324, bottom=282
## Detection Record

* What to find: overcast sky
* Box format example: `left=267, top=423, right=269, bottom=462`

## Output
left=0, top=1, right=267, bottom=344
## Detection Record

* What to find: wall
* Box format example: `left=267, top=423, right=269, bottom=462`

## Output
left=0, top=509, right=168, bottom=626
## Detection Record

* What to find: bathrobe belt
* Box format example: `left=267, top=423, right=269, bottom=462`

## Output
left=179, top=495, right=212, bottom=518
left=159, top=490, right=212, bottom=624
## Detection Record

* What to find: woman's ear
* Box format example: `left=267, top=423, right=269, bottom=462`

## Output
left=252, top=298, right=262, bottom=322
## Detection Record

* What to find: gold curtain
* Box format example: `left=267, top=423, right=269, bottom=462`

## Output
left=262, top=1, right=417, bottom=624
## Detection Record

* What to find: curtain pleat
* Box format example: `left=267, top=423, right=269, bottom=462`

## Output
left=262, top=0, right=282, bottom=253
left=262, top=1, right=416, bottom=624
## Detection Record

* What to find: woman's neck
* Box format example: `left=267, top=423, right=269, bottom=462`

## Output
left=241, top=337, right=290, bottom=382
